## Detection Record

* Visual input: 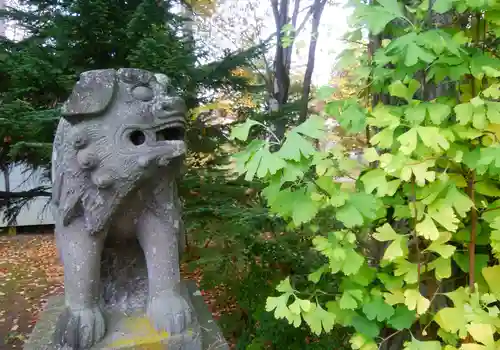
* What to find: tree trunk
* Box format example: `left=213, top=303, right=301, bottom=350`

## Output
left=298, top=0, right=326, bottom=123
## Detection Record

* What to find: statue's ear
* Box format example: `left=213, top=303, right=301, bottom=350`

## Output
left=60, top=69, right=117, bottom=124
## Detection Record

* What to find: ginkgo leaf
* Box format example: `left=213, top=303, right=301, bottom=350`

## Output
left=416, top=214, right=440, bottom=240
left=388, top=305, right=416, bottom=330
left=455, top=103, right=474, bottom=125
left=400, top=160, right=436, bottom=186
left=362, top=295, right=395, bottom=321
left=266, top=293, right=292, bottom=319
left=373, top=223, right=408, bottom=261
left=340, top=289, right=364, bottom=310
left=292, top=115, right=326, bottom=139
left=428, top=204, right=460, bottom=232
left=482, top=265, right=500, bottom=298
left=404, top=289, right=430, bottom=315
left=303, top=303, right=336, bottom=335
left=427, top=103, right=452, bottom=125
left=434, top=307, right=467, bottom=336
left=230, top=118, right=259, bottom=140
left=398, top=128, right=418, bottom=155
left=466, top=323, right=495, bottom=347
left=278, top=132, right=316, bottom=161
left=444, top=186, right=474, bottom=217
left=373, top=223, right=399, bottom=241
left=403, top=339, right=442, bottom=350
left=276, top=277, right=294, bottom=293
left=416, top=126, right=450, bottom=152
left=429, top=257, right=452, bottom=280
left=394, top=259, right=419, bottom=284
left=425, top=231, right=456, bottom=258
left=350, top=333, right=378, bottom=350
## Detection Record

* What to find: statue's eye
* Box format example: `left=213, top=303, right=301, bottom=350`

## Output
left=132, top=85, right=154, bottom=101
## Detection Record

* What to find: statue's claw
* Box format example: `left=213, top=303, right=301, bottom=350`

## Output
left=147, top=290, right=193, bottom=335
left=54, top=306, right=106, bottom=349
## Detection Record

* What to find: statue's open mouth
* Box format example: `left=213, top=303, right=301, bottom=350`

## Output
left=155, top=123, right=185, bottom=141
left=154, top=117, right=186, bottom=142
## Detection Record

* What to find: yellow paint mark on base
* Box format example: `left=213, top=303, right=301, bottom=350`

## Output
left=7, top=227, right=16, bottom=236
left=107, top=317, right=169, bottom=349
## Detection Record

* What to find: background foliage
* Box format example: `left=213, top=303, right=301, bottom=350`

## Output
left=231, top=0, right=500, bottom=349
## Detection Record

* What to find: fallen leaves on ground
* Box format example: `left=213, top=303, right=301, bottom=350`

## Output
left=0, top=234, right=235, bottom=349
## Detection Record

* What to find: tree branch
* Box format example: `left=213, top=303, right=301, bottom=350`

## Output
left=0, top=188, right=51, bottom=200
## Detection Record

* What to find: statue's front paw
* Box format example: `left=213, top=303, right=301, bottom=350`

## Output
left=54, top=306, right=106, bottom=349
left=147, top=291, right=193, bottom=334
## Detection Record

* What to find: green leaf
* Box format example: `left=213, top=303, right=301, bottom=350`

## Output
left=354, top=1, right=404, bottom=35
left=394, top=259, right=419, bottom=284
left=398, top=128, right=418, bottom=155
left=308, top=265, right=329, bottom=283
left=340, top=289, right=364, bottom=310
left=316, top=86, right=336, bottom=100
left=303, top=303, right=336, bottom=335
left=230, top=119, right=259, bottom=141
left=405, top=43, right=436, bottom=67
left=361, top=169, right=400, bottom=197
left=432, top=0, right=457, bottom=14
left=444, top=185, right=473, bottom=217
left=427, top=103, right=451, bottom=125
left=276, top=277, right=294, bottom=293
left=278, top=132, right=316, bottom=161
left=405, top=104, right=427, bottom=125
left=351, top=314, right=381, bottom=338
left=389, top=79, right=420, bottom=102
left=292, top=115, right=326, bottom=139
left=256, top=147, right=287, bottom=178
left=342, top=250, right=365, bottom=275
left=486, top=102, right=500, bottom=123
left=232, top=139, right=266, bottom=174
left=427, top=203, right=459, bottom=232
left=416, top=126, right=450, bottom=152
left=388, top=306, right=416, bottom=330
left=337, top=104, right=367, bottom=134
left=362, top=295, right=395, bottom=321
left=454, top=103, right=474, bottom=125
left=373, top=223, right=399, bottom=241
left=244, top=146, right=265, bottom=181
left=400, top=160, right=436, bottom=186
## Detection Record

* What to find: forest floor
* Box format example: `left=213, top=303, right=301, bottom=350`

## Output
left=0, top=234, right=231, bottom=350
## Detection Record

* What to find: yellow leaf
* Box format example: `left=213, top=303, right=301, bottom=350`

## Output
left=416, top=214, right=440, bottom=240
left=482, top=265, right=500, bottom=298
left=404, top=289, right=430, bottom=315
left=466, top=323, right=495, bottom=347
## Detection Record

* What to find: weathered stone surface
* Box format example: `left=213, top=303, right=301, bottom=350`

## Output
left=24, top=281, right=229, bottom=350
left=45, top=68, right=221, bottom=349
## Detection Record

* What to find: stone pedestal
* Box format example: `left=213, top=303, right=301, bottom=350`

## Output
left=24, top=281, right=228, bottom=350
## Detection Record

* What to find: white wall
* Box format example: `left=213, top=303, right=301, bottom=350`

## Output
left=0, top=165, right=54, bottom=227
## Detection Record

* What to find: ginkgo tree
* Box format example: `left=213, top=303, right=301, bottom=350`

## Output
left=229, top=0, right=500, bottom=348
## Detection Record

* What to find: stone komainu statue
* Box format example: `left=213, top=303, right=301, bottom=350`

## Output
left=51, top=68, right=191, bottom=349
